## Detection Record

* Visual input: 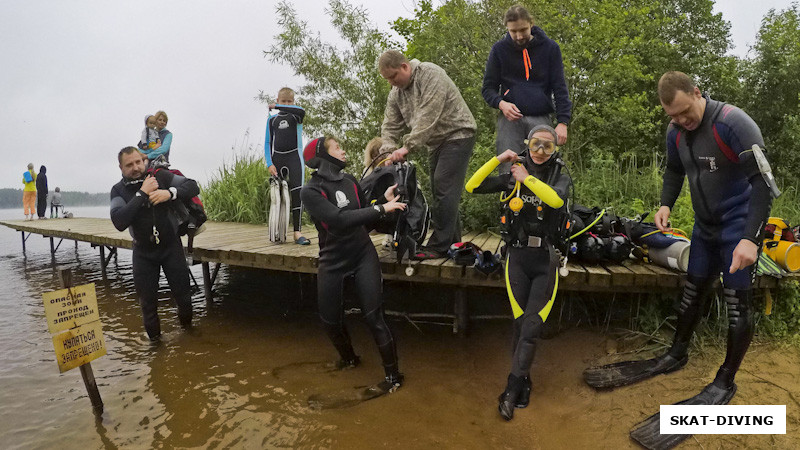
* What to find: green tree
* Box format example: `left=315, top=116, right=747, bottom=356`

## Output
left=263, top=0, right=396, bottom=166
left=390, top=0, right=735, bottom=223
left=742, top=3, right=800, bottom=181
left=260, top=0, right=750, bottom=230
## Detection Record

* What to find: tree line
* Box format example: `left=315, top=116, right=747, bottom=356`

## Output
left=257, top=0, right=800, bottom=230
left=0, top=189, right=108, bottom=209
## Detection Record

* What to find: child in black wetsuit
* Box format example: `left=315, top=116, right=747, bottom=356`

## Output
left=300, top=136, right=407, bottom=393
left=265, top=87, right=309, bottom=245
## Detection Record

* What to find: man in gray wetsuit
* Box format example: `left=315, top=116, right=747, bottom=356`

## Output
left=585, top=71, right=777, bottom=449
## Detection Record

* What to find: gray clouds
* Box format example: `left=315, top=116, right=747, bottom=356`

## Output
left=0, top=0, right=788, bottom=192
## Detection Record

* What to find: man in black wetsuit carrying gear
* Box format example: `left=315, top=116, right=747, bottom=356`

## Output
left=110, top=147, right=200, bottom=342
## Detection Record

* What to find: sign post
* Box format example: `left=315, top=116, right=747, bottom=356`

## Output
left=42, top=269, right=105, bottom=414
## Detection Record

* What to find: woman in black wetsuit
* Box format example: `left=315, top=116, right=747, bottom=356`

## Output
left=300, top=136, right=407, bottom=393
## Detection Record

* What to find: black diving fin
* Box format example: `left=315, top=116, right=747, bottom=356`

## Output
left=629, top=383, right=737, bottom=450
left=583, top=354, right=688, bottom=389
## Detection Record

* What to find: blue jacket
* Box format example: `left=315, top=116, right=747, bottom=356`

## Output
left=482, top=27, right=572, bottom=124
left=141, top=129, right=172, bottom=162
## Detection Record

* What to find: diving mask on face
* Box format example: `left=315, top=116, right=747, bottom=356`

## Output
left=524, top=137, right=556, bottom=155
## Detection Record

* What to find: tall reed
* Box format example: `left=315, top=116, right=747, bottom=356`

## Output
left=202, top=153, right=271, bottom=224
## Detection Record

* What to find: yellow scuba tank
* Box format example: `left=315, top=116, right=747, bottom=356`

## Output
left=763, top=217, right=800, bottom=272
left=763, top=240, right=800, bottom=272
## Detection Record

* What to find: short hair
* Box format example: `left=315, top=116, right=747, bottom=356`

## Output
left=27, top=163, right=33, bottom=169
left=323, top=136, right=338, bottom=151
left=504, top=5, right=534, bottom=24
left=154, top=110, right=169, bottom=123
left=55, top=187, right=60, bottom=192
left=277, top=87, right=295, bottom=101
left=658, top=71, right=696, bottom=104
left=118, top=146, right=141, bottom=163
left=378, top=50, right=408, bottom=71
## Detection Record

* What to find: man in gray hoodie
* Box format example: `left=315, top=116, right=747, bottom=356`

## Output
left=378, top=50, right=477, bottom=259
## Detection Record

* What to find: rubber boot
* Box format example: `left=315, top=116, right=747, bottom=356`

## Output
left=377, top=339, right=399, bottom=379
left=323, top=322, right=359, bottom=369
left=667, top=276, right=715, bottom=360
left=498, top=374, right=524, bottom=421
left=516, top=376, right=532, bottom=408
left=712, top=289, right=754, bottom=389
left=379, top=371, right=404, bottom=393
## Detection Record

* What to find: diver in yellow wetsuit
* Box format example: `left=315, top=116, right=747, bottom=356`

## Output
left=466, top=124, right=571, bottom=420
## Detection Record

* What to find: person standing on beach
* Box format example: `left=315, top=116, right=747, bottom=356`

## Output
left=482, top=5, right=572, bottom=174
left=35, top=165, right=48, bottom=220
left=378, top=49, right=477, bottom=260
left=110, top=147, right=199, bottom=342
left=465, top=125, right=571, bottom=421
left=21, top=163, right=36, bottom=221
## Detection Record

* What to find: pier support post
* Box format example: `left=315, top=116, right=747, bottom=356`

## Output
left=97, top=246, right=117, bottom=280
left=99, top=246, right=106, bottom=279
left=202, top=262, right=220, bottom=303
left=453, top=288, right=469, bottom=337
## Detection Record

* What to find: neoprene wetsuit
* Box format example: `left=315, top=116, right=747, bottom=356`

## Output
left=469, top=154, right=570, bottom=377
left=466, top=152, right=570, bottom=419
left=661, top=94, right=772, bottom=389
left=265, top=104, right=305, bottom=232
left=110, top=169, right=199, bottom=340
left=300, top=159, right=400, bottom=379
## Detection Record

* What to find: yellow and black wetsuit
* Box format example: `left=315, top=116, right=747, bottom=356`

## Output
left=466, top=152, right=570, bottom=417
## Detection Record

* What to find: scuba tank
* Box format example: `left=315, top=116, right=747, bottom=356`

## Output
left=648, top=240, right=691, bottom=272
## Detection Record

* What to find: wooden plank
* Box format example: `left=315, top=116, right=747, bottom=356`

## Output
left=0, top=218, right=791, bottom=294
left=643, top=263, right=682, bottom=287
left=559, top=261, right=587, bottom=287
left=602, top=263, right=636, bottom=287
left=625, top=263, right=660, bottom=287
left=583, top=264, right=611, bottom=288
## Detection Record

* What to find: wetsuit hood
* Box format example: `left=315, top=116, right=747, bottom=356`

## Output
left=304, top=136, right=347, bottom=174
left=523, top=150, right=559, bottom=173
left=315, top=158, right=345, bottom=181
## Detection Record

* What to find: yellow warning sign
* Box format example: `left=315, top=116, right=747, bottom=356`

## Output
left=42, top=283, right=100, bottom=334
left=51, top=321, right=107, bottom=373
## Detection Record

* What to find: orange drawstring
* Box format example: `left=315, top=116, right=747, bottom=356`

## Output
left=522, top=49, right=532, bottom=80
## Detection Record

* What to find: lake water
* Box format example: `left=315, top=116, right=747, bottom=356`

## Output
left=0, top=207, right=796, bottom=449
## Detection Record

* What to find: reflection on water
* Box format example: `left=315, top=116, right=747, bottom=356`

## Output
left=0, top=207, right=345, bottom=448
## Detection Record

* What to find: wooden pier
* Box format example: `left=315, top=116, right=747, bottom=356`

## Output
left=0, top=218, right=789, bottom=333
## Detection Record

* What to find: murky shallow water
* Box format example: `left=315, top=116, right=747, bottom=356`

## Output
left=0, top=207, right=797, bottom=449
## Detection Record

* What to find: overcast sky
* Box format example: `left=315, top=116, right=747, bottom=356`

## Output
left=0, top=0, right=793, bottom=193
